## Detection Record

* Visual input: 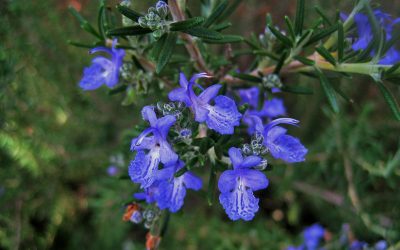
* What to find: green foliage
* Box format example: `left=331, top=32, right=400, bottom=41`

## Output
left=1, top=0, right=400, bottom=249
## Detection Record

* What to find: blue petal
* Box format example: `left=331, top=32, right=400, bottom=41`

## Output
left=189, top=72, right=211, bottom=84
left=155, top=115, right=176, bottom=139
left=259, top=98, right=286, bottom=118
left=141, top=106, right=158, bottom=126
left=239, top=169, right=269, bottom=191
left=228, top=147, right=243, bottom=169
left=168, top=87, right=191, bottom=106
left=266, top=134, right=308, bottom=163
left=379, top=47, right=400, bottom=65
left=238, top=87, right=259, bottom=109
left=264, top=118, right=299, bottom=133
left=205, top=95, right=242, bottom=134
left=242, top=113, right=264, bottom=135
left=219, top=187, right=259, bottom=221
left=218, top=170, right=237, bottom=193
left=79, top=63, right=106, bottom=90
left=183, top=172, right=202, bottom=190
left=128, top=149, right=160, bottom=188
left=157, top=178, right=187, bottom=212
left=265, top=126, right=287, bottom=142
left=240, top=155, right=263, bottom=169
left=159, top=141, right=178, bottom=165
left=198, top=84, right=222, bottom=103
left=130, top=131, right=156, bottom=151
left=192, top=102, right=209, bottom=122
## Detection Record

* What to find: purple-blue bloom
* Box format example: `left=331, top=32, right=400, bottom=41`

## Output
left=168, top=73, right=242, bottom=134
left=79, top=40, right=125, bottom=90
left=303, top=224, right=325, bottom=250
left=374, top=240, right=388, bottom=250
left=107, top=165, right=120, bottom=176
left=133, top=182, right=160, bottom=204
left=344, top=10, right=400, bottom=64
left=350, top=240, right=368, bottom=250
left=129, top=106, right=178, bottom=188
left=263, top=118, right=308, bottom=163
left=238, top=87, right=286, bottom=119
left=218, top=147, right=269, bottom=221
left=155, top=160, right=202, bottom=212
left=286, top=224, right=325, bottom=250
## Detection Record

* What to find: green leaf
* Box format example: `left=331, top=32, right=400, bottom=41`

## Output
left=212, top=22, right=232, bottom=31
left=150, top=34, right=167, bottom=61
left=69, top=6, right=102, bottom=39
left=274, top=50, right=288, bottom=74
left=305, top=24, right=338, bottom=46
left=67, top=40, right=96, bottom=49
left=106, top=25, right=152, bottom=36
left=231, top=72, right=262, bottom=83
left=294, top=0, right=305, bottom=35
left=365, top=3, right=382, bottom=54
left=316, top=46, right=336, bottom=66
left=315, top=68, right=339, bottom=113
left=284, top=16, right=296, bottom=40
left=184, top=27, right=223, bottom=40
left=204, top=0, right=228, bottom=28
left=374, top=81, right=400, bottom=120
left=170, top=17, right=205, bottom=31
left=156, top=32, right=178, bottom=74
left=214, top=0, right=242, bottom=24
left=116, top=5, right=143, bottom=22
left=294, top=55, right=315, bottom=66
left=337, top=21, right=344, bottom=63
left=98, top=2, right=106, bottom=38
left=385, top=62, right=400, bottom=77
left=314, top=5, right=332, bottom=26
left=202, top=35, right=243, bottom=44
left=267, top=25, right=293, bottom=47
left=281, top=85, right=314, bottom=95
left=207, top=162, right=217, bottom=206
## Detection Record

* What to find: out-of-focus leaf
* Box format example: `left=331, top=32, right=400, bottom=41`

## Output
left=106, top=25, right=152, bottom=36
left=170, top=17, right=205, bottom=31
left=156, top=32, right=178, bottom=74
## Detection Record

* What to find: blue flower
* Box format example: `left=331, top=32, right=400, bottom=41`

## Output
left=218, top=147, right=269, bottom=221
left=129, top=106, right=178, bottom=188
left=258, top=98, right=286, bottom=118
left=263, top=118, right=308, bottom=163
left=238, top=87, right=259, bottom=109
left=155, top=160, right=202, bottom=212
left=79, top=40, right=125, bottom=90
left=133, top=182, right=160, bottom=204
left=374, top=240, right=388, bottom=250
left=107, top=165, right=119, bottom=176
left=286, top=224, right=325, bottom=250
left=238, top=87, right=286, bottom=119
left=350, top=240, right=368, bottom=250
left=242, top=112, right=264, bottom=135
left=168, top=73, right=242, bottom=134
left=345, top=10, right=400, bottom=64
left=303, top=224, right=325, bottom=250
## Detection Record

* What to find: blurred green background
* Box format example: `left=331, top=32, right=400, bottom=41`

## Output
left=1, top=0, right=399, bottom=249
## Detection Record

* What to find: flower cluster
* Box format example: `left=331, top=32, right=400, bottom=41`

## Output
left=343, top=10, right=400, bottom=64
left=138, top=1, right=169, bottom=39
left=79, top=40, right=125, bottom=90
left=124, top=72, right=308, bottom=221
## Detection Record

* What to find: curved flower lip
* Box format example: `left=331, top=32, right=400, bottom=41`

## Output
left=79, top=39, right=125, bottom=90
left=264, top=118, right=299, bottom=133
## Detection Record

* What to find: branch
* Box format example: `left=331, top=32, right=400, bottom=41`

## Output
left=169, top=0, right=212, bottom=75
